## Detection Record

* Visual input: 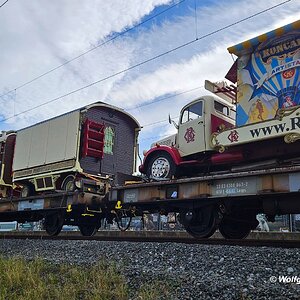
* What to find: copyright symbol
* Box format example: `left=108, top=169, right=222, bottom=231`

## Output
left=270, top=276, right=277, bottom=283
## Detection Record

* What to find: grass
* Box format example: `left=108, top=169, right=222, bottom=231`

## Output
left=0, top=256, right=171, bottom=300
left=137, top=282, right=173, bottom=300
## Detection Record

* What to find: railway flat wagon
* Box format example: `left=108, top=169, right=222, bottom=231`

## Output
left=110, top=165, right=300, bottom=239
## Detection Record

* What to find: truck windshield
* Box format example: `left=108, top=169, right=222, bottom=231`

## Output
left=181, top=101, right=203, bottom=124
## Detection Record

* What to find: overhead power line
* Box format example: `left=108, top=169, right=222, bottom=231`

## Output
left=127, top=85, right=204, bottom=111
left=142, top=115, right=180, bottom=128
left=0, top=0, right=293, bottom=122
left=140, top=134, right=172, bottom=141
left=0, top=0, right=8, bottom=8
left=129, top=85, right=205, bottom=128
left=0, top=0, right=186, bottom=99
left=143, top=118, right=169, bottom=127
left=1, top=37, right=206, bottom=122
left=140, top=86, right=209, bottom=127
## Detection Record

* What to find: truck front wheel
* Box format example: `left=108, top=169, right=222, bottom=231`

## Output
left=146, top=152, right=176, bottom=179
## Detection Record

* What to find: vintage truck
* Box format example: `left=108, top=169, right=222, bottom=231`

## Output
left=140, top=19, right=300, bottom=179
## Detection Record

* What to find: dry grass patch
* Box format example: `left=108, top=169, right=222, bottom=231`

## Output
left=0, top=257, right=127, bottom=300
left=0, top=256, right=175, bottom=300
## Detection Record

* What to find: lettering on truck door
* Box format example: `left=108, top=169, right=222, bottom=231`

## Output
left=177, top=100, right=206, bottom=156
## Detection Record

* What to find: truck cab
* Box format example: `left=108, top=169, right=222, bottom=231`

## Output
left=177, top=95, right=235, bottom=156
left=139, top=95, right=235, bottom=178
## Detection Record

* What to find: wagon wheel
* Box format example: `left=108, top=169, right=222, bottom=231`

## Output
left=78, top=224, right=99, bottom=236
left=115, top=210, right=132, bottom=231
left=44, top=213, right=65, bottom=236
left=181, top=206, right=218, bottom=239
left=218, top=218, right=252, bottom=239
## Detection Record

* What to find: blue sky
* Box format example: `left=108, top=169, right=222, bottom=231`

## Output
left=0, top=0, right=300, bottom=161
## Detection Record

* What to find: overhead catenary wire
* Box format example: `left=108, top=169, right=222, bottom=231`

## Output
left=0, top=0, right=186, bottom=100
left=0, top=0, right=293, bottom=122
left=1, top=38, right=206, bottom=122
left=140, top=134, right=173, bottom=141
left=0, top=0, right=8, bottom=8
left=139, top=79, right=226, bottom=136
left=140, top=87, right=205, bottom=131
left=131, top=84, right=206, bottom=127
left=127, top=85, right=204, bottom=110
left=142, top=115, right=180, bottom=128
left=143, top=118, right=169, bottom=127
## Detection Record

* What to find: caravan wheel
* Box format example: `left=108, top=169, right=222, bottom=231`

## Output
left=61, top=175, right=75, bottom=192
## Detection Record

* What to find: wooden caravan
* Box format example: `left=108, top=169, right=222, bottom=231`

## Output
left=12, top=102, right=140, bottom=196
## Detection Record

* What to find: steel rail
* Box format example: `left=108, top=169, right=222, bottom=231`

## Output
left=0, top=231, right=299, bottom=248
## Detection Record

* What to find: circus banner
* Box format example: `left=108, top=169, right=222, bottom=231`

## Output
left=234, top=29, right=300, bottom=126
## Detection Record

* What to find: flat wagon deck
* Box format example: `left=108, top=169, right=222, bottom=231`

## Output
left=110, top=165, right=300, bottom=239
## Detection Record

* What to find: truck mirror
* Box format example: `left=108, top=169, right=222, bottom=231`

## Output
left=169, top=114, right=178, bottom=129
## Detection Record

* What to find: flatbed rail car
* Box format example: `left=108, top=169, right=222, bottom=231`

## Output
left=1, top=164, right=300, bottom=239
left=110, top=165, right=300, bottom=239
left=0, top=191, right=111, bottom=236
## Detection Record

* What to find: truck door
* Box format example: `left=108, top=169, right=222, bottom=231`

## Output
left=177, top=100, right=205, bottom=157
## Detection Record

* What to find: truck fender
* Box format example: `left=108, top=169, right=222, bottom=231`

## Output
left=139, top=146, right=182, bottom=173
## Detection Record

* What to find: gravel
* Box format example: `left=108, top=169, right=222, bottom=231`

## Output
left=0, top=238, right=299, bottom=299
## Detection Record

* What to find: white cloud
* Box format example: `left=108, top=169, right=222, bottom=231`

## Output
left=0, top=0, right=299, bottom=139
left=109, top=46, right=232, bottom=107
left=109, top=0, right=300, bottom=111
left=107, top=0, right=300, bottom=151
left=0, top=0, right=172, bottom=128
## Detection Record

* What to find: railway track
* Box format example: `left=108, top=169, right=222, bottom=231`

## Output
left=0, top=230, right=299, bottom=248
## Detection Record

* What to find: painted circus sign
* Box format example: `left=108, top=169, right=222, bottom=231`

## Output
left=228, top=20, right=300, bottom=126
